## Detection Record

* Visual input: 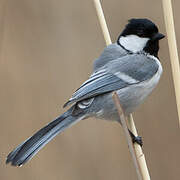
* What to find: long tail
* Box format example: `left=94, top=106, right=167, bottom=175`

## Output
left=6, top=108, right=85, bottom=166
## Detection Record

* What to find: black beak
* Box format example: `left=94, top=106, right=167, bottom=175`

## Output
left=152, top=33, right=165, bottom=41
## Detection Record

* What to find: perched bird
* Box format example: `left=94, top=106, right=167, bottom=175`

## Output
left=6, top=18, right=164, bottom=166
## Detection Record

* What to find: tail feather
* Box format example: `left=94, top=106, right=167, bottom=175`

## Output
left=6, top=109, right=84, bottom=166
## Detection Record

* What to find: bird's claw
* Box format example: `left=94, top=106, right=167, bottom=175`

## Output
left=128, top=130, right=143, bottom=146
left=132, top=135, right=143, bottom=147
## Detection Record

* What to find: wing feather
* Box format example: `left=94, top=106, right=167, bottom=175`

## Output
left=63, top=54, right=159, bottom=107
left=63, top=73, right=128, bottom=107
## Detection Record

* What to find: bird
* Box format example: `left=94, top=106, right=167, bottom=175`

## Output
left=6, top=18, right=165, bottom=166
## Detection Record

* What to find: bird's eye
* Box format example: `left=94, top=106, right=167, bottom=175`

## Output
left=137, top=30, right=144, bottom=37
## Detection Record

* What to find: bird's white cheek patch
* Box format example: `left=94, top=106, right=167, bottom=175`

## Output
left=119, top=35, right=149, bottom=53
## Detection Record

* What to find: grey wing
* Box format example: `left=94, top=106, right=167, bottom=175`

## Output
left=63, top=54, right=159, bottom=107
left=109, top=54, right=159, bottom=82
left=63, top=70, right=129, bottom=107
left=93, top=43, right=128, bottom=71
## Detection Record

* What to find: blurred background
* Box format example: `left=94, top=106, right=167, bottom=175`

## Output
left=0, top=0, right=180, bottom=179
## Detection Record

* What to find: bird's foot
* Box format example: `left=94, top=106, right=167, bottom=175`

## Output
left=128, top=130, right=143, bottom=146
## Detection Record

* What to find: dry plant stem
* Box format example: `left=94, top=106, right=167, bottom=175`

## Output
left=93, top=0, right=112, bottom=45
left=162, top=0, right=180, bottom=126
left=112, top=92, right=142, bottom=180
left=128, top=115, right=151, bottom=180
left=93, top=0, right=151, bottom=179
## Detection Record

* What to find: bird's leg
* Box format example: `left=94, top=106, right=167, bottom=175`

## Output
left=128, top=129, right=143, bottom=146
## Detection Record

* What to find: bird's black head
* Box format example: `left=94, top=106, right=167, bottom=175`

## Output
left=118, top=18, right=165, bottom=57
